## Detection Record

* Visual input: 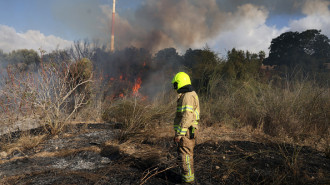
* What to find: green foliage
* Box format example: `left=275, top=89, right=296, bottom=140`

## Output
left=265, top=29, right=330, bottom=75
left=183, top=47, right=222, bottom=94
left=222, top=48, right=263, bottom=80
left=70, top=58, right=93, bottom=81
left=154, top=48, right=183, bottom=69
left=68, top=58, right=93, bottom=107
left=182, top=47, right=263, bottom=96
left=5, top=49, right=40, bottom=71
left=43, top=50, right=71, bottom=64
left=153, top=48, right=185, bottom=86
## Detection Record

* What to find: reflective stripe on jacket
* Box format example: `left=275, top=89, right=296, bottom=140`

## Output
left=174, top=91, right=200, bottom=136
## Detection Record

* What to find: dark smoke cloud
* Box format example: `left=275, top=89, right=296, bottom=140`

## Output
left=52, top=0, right=328, bottom=53
left=134, top=0, right=227, bottom=51
left=215, top=0, right=307, bottom=15
left=105, top=0, right=229, bottom=52
left=104, top=0, right=311, bottom=52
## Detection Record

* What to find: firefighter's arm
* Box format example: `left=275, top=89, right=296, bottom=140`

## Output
left=177, top=94, right=195, bottom=136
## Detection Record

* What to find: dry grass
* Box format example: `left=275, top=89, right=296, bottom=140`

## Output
left=0, top=134, right=46, bottom=158
left=102, top=94, right=175, bottom=142
left=278, top=144, right=303, bottom=182
left=99, top=77, right=329, bottom=154
left=201, top=79, right=330, bottom=151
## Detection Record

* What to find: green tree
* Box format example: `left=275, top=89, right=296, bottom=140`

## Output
left=222, top=48, right=263, bottom=80
left=0, top=49, right=6, bottom=67
left=43, top=50, right=71, bottom=64
left=154, top=48, right=183, bottom=70
left=183, top=47, right=220, bottom=93
left=6, top=49, right=40, bottom=71
left=264, top=29, right=330, bottom=73
left=153, top=48, right=184, bottom=89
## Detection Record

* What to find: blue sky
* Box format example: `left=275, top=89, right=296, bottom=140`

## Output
left=266, top=14, right=304, bottom=28
left=0, top=0, right=142, bottom=40
left=0, top=0, right=329, bottom=55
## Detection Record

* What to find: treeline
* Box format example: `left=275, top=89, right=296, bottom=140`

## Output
left=1, top=29, right=329, bottom=88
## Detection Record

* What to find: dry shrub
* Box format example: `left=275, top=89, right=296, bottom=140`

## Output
left=102, top=92, right=175, bottom=142
left=203, top=79, right=329, bottom=147
left=203, top=79, right=267, bottom=128
left=0, top=59, right=93, bottom=135
left=260, top=81, right=329, bottom=140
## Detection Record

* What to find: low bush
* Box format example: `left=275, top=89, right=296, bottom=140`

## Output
left=102, top=94, right=175, bottom=142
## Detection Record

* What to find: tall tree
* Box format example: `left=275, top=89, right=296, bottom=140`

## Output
left=154, top=47, right=183, bottom=70
left=222, top=48, right=263, bottom=80
left=264, top=29, right=330, bottom=73
left=183, top=47, right=220, bottom=93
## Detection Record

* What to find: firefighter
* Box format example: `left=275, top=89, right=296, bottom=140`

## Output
left=172, top=72, right=200, bottom=184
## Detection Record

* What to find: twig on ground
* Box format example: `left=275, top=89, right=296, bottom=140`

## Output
left=139, top=163, right=178, bottom=185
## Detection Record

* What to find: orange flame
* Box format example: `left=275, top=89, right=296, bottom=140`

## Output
left=132, top=77, right=142, bottom=95
left=119, top=75, right=123, bottom=80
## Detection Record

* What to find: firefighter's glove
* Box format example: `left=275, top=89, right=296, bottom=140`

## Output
left=174, top=136, right=182, bottom=143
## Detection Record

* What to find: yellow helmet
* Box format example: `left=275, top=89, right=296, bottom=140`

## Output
left=171, top=72, right=191, bottom=90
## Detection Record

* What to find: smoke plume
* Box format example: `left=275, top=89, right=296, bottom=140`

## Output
left=52, top=0, right=330, bottom=54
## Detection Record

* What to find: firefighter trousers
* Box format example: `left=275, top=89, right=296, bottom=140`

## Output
left=177, top=129, right=196, bottom=183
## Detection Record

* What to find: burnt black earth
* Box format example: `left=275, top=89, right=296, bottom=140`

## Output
left=0, top=123, right=329, bottom=185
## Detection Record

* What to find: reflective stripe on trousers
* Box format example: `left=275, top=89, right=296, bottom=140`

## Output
left=182, top=155, right=194, bottom=182
left=177, top=131, right=195, bottom=183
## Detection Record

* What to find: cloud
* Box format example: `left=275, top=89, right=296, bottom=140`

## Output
left=209, top=0, right=330, bottom=56
left=209, top=4, right=289, bottom=56
left=0, top=25, right=72, bottom=53
left=289, top=0, right=330, bottom=36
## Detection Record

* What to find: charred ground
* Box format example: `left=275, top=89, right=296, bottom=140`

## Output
left=0, top=123, right=329, bottom=185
